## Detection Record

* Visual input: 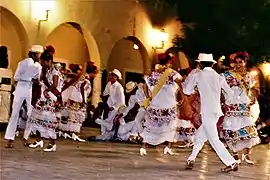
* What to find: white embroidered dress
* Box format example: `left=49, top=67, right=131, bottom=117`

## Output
left=141, top=70, right=181, bottom=145
left=221, top=71, right=260, bottom=152
left=28, top=68, right=63, bottom=139
left=59, top=75, right=91, bottom=133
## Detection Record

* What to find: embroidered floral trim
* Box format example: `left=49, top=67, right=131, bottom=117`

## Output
left=224, top=103, right=251, bottom=117
left=148, top=71, right=176, bottom=86
left=147, top=107, right=176, bottom=127
left=178, top=127, right=196, bottom=136
left=35, top=99, right=60, bottom=113
left=30, top=118, right=58, bottom=129
left=221, top=125, right=258, bottom=144
left=67, top=99, right=87, bottom=112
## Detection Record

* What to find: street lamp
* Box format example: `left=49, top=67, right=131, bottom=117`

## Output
left=149, top=29, right=169, bottom=49
left=31, top=0, right=55, bottom=22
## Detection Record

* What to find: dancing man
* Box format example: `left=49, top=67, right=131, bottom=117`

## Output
left=184, top=53, right=238, bottom=172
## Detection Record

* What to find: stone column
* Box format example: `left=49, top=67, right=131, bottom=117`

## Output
left=91, top=71, right=102, bottom=107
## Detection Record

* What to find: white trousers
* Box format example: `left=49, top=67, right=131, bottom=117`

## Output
left=5, top=95, right=32, bottom=141
left=132, top=108, right=146, bottom=134
left=187, top=113, right=236, bottom=166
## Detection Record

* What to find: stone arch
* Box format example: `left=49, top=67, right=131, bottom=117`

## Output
left=46, top=22, right=101, bottom=106
left=0, top=6, right=29, bottom=72
left=107, top=36, right=150, bottom=84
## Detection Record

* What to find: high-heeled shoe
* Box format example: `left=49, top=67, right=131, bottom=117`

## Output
left=221, top=162, right=239, bottom=173
left=63, top=133, right=72, bottom=139
left=44, top=144, right=57, bottom=152
left=242, top=154, right=254, bottom=165
left=72, top=133, right=86, bottom=142
left=29, top=140, right=44, bottom=148
left=58, top=131, right=63, bottom=138
left=140, top=148, right=147, bottom=156
left=164, top=146, right=174, bottom=155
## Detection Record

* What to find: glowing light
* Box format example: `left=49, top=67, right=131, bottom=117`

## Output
left=31, top=0, right=55, bottom=20
left=261, top=62, right=270, bottom=77
left=149, top=29, right=169, bottom=49
left=250, top=70, right=258, bottom=76
left=133, top=43, right=139, bottom=50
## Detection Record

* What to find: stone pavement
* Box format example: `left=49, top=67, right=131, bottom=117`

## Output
left=0, top=128, right=269, bottom=180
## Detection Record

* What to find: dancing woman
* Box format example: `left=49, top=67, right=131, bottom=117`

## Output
left=27, top=50, right=63, bottom=152
left=139, top=53, right=182, bottom=156
left=59, top=64, right=98, bottom=141
left=221, top=52, right=260, bottom=164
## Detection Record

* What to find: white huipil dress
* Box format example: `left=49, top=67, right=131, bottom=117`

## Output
left=59, top=76, right=91, bottom=133
left=221, top=71, right=260, bottom=152
left=28, top=69, right=63, bottom=139
left=141, top=71, right=181, bottom=145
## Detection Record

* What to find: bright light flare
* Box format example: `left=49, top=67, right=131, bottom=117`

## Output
left=31, top=0, right=55, bottom=20
left=148, top=29, right=169, bottom=48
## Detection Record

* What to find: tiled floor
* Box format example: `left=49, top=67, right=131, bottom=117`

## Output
left=0, top=129, right=269, bottom=180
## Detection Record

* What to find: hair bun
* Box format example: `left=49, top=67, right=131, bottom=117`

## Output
left=45, top=45, right=55, bottom=55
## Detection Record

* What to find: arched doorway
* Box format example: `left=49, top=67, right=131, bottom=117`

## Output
left=106, top=36, right=149, bottom=86
left=0, top=6, right=29, bottom=72
left=46, top=22, right=90, bottom=68
left=46, top=22, right=101, bottom=106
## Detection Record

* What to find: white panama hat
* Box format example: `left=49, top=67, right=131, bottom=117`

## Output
left=195, top=53, right=217, bottom=63
left=125, top=81, right=137, bottom=93
left=110, top=69, right=122, bottom=80
left=29, top=45, right=44, bottom=53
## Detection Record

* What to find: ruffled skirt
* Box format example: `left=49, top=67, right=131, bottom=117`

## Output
left=28, top=99, right=59, bottom=139
left=141, top=106, right=177, bottom=145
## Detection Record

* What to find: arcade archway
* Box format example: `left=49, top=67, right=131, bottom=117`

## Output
left=46, top=22, right=101, bottom=106
left=0, top=6, right=29, bottom=72
left=107, top=36, right=150, bottom=85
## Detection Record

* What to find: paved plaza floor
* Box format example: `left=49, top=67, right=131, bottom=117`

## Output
left=0, top=128, right=269, bottom=180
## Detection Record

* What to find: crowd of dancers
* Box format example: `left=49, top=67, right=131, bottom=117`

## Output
left=4, top=44, right=263, bottom=173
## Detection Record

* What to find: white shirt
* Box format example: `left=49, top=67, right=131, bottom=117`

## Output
left=184, top=67, right=233, bottom=116
left=103, top=81, right=125, bottom=110
left=13, top=58, right=42, bottom=97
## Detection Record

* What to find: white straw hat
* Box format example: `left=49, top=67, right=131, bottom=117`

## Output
left=29, top=45, right=44, bottom=53
left=195, top=53, right=217, bottom=63
left=125, top=81, right=137, bottom=93
left=110, top=69, right=122, bottom=80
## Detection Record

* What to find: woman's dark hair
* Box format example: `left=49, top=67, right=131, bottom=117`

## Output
left=179, top=69, right=189, bottom=76
left=40, top=49, right=53, bottom=62
left=69, top=64, right=80, bottom=74
left=86, top=65, right=97, bottom=74
left=234, top=54, right=248, bottom=63
left=158, top=53, right=172, bottom=65
left=200, top=61, right=214, bottom=68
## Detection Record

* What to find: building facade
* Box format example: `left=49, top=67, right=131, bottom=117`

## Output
left=0, top=0, right=188, bottom=105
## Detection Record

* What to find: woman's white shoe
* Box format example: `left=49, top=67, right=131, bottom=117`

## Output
left=64, top=133, right=72, bottom=139
left=164, top=146, right=174, bottom=155
left=29, top=140, right=44, bottom=148
left=140, top=148, right=147, bottom=156
left=58, top=131, right=64, bottom=138
left=242, top=154, right=254, bottom=165
left=44, top=144, right=57, bottom=152
left=72, top=133, right=86, bottom=142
